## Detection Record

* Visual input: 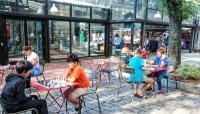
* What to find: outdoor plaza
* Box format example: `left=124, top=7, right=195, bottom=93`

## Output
left=0, top=53, right=200, bottom=114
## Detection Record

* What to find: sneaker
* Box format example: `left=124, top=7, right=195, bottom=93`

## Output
left=146, top=87, right=152, bottom=91
left=75, top=105, right=82, bottom=112
left=134, top=94, right=144, bottom=98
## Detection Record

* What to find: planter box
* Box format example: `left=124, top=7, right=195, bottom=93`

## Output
left=162, top=74, right=200, bottom=94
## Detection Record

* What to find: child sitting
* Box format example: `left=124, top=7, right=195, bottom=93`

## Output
left=129, top=48, right=153, bottom=98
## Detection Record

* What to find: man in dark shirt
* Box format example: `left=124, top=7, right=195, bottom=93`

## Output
left=1, top=60, right=48, bottom=114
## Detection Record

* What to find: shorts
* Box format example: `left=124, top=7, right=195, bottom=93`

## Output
left=143, top=76, right=153, bottom=84
left=64, top=87, right=88, bottom=100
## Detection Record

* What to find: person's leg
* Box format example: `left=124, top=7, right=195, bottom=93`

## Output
left=156, top=73, right=164, bottom=90
left=67, top=88, right=88, bottom=108
left=6, top=99, right=48, bottom=114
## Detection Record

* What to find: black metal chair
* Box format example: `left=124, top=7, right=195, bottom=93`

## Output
left=81, top=71, right=101, bottom=114
left=34, top=60, right=46, bottom=81
left=163, top=66, right=175, bottom=93
left=0, top=97, right=38, bottom=114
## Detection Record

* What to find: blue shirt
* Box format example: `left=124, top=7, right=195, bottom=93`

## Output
left=129, top=56, right=144, bottom=83
left=153, top=55, right=168, bottom=77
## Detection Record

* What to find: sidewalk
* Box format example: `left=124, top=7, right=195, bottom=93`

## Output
left=0, top=53, right=200, bottom=114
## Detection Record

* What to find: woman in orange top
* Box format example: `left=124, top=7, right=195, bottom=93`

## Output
left=63, top=54, right=89, bottom=111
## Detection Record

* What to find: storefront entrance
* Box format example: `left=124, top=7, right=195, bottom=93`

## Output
left=0, top=18, right=45, bottom=65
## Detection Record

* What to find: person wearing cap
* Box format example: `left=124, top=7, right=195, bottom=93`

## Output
left=63, top=54, right=89, bottom=111
left=1, top=60, right=48, bottom=114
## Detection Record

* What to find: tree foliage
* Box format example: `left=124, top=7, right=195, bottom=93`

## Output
left=158, top=0, right=200, bottom=22
left=156, top=0, right=200, bottom=66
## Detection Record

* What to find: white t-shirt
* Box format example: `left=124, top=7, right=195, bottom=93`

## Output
left=27, top=52, right=40, bottom=68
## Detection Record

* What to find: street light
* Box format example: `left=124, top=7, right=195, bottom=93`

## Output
left=154, top=11, right=161, bottom=19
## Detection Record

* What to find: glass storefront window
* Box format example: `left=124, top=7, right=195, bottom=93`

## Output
left=112, top=0, right=135, bottom=20
left=136, top=5, right=146, bottom=19
left=90, top=23, right=105, bottom=56
left=0, top=0, right=17, bottom=12
left=133, top=23, right=141, bottom=48
left=163, top=14, right=169, bottom=22
left=71, top=22, right=89, bottom=57
left=92, top=7, right=108, bottom=20
left=111, top=23, right=133, bottom=55
left=6, top=20, right=24, bottom=62
left=72, top=6, right=90, bottom=18
left=49, top=21, right=70, bottom=59
left=148, top=0, right=159, bottom=10
left=27, top=21, right=43, bottom=58
left=147, top=9, right=162, bottom=21
left=18, top=0, right=45, bottom=14
left=48, top=2, right=70, bottom=16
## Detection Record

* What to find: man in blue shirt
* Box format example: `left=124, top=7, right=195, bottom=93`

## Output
left=153, top=47, right=168, bottom=90
left=129, top=48, right=153, bottom=97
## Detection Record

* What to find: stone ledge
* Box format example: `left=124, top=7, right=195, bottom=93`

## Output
left=162, top=79, right=200, bottom=94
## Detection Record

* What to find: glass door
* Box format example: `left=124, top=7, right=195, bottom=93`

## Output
left=27, top=21, right=43, bottom=58
left=6, top=19, right=44, bottom=63
left=6, top=19, right=25, bottom=62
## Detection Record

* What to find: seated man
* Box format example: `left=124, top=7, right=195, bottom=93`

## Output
left=1, top=60, right=48, bottom=114
left=63, top=54, right=89, bottom=111
left=23, top=46, right=41, bottom=88
left=152, top=47, right=168, bottom=90
left=129, top=48, right=154, bottom=98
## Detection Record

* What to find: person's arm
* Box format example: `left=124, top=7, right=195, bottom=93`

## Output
left=15, top=81, right=31, bottom=103
left=68, top=67, right=81, bottom=84
left=63, top=69, right=71, bottom=79
left=160, top=57, right=168, bottom=68
left=31, top=58, right=38, bottom=66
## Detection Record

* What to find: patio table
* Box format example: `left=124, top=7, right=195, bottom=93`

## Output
left=31, top=79, right=79, bottom=114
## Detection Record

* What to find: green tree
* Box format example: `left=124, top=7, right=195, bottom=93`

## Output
left=158, top=0, right=200, bottom=67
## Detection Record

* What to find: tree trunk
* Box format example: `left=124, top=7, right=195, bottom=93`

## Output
left=168, top=17, right=182, bottom=67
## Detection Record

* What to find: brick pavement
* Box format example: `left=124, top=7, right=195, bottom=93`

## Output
left=0, top=53, right=200, bottom=114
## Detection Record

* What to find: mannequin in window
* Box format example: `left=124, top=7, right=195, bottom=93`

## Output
left=60, top=32, right=65, bottom=51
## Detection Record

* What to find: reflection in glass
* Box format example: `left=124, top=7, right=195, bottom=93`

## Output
left=112, top=0, right=135, bottom=20
left=0, top=0, right=17, bottom=12
left=6, top=20, right=24, bottom=62
left=18, top=0, right=45, bottom=14
left=72, top=6, right=90, bottom=18
left=136, top=5, right=146, bottom=19
left=92, top=7, right=108, bottom=20
left=27, top=21, right=43, bottom=58
left=71, top=22, right=89, bottom=57
left=147, top=9, right=162, bottom=21
left=133, top=23, right=141, bottom=48
left=111, top=23, right=132, bottom=55
left=90, top=23, right=105, bottom=56
left=49, top=21, right=70, bottom=59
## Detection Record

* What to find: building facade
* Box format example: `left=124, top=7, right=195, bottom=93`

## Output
left=0, top=0, right=199, bottom=65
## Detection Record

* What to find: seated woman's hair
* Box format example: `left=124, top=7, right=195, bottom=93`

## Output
left=135, top=48, right=143, bottom=54
left=23, top=46, right=32, bottom=51
left=16, top=60, right=33, bottom=74
left=67, top=54, right=79, bottom=63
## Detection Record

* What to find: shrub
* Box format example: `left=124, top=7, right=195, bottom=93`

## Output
left=175, top=64, right=200, bottom=80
